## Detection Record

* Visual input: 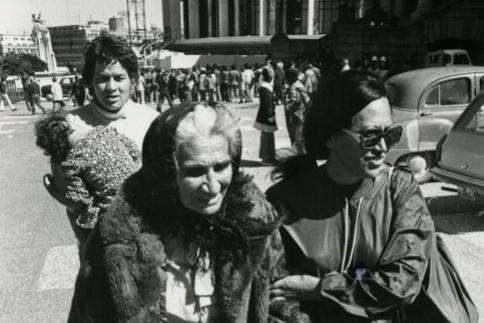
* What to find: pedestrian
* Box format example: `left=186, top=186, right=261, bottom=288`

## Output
left=70, top=74, right=86, bottom=107
left=220, top=65, right=230, bottom=102
left=35, top=111, right=140, bottom=230
left=0, top=75, right=17, bottom=112
left=198, top=68, right=208, bottom=101
left=242, top=63, right=255, bottom=102
left=284, top=67, right=308, bottom=152
left=155, top=70, right=173, bottom=112
left=228, top=64, right=240, bottom=102
left=135, top=71, right=146, bottom=104
left=41, top=31, right=159, bottom=254
left=67, top=101, right=306, bottom=323
left=267, top=70, right=478, bottom=323
left=254, top=67, right=277, bottom=165
left=168, top=69, right=177, bottom=101
left=28, top=76, right=46, bottom=115
left=273, top=60, right=285, bottom=105
left=51, top=77, right=66, bottom=111
left=21, top=72, right=31, bottom=111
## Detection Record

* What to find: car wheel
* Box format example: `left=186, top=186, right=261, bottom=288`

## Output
left=403, top=152, right=434, bottom=184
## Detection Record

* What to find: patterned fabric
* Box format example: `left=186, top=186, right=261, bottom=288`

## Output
left=63, top=126, right=141, bottom=228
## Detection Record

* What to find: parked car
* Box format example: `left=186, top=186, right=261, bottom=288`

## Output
left=41, top=75, right=76, bottom=99
left=431, top=92, right=484, bottom=199
left=385, top=66, right=484, bottom=183
left=425, top=49, right=472, bottom=67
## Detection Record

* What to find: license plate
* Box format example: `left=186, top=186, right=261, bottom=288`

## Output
left=457, top=184, right=477, bottom=200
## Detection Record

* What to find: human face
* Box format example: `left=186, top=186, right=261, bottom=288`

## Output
left=327, top=97, right=394, bottom=182
left=176, top=136, right=233, bottom=216
left=91, top=60, right=131, bottom=112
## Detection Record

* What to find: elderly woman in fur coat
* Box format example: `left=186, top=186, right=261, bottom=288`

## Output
left=68, top=102, right=310, bottom=323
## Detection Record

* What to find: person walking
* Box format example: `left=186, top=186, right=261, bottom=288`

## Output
left=41, top=31, right=159, bottom=255
left=51, top=77, right=66, bottom=111
left=284, top=67, right=309, bottom=152
left=254, top=68, right=277, bottom=165
left=0, top=75, right=17, bottom=112
left=273, top=61, right=285, bottom=105
left=67, top=101, right=306, bottom=323
left=21, top=72, right=31, bottom=111
left=155, top=70, right=173, bottom=112
left=70, top=74, right=86, bottom=107
left=28, top=76, right=46, bottom=115
left=267, top=70, right=478, bottom=323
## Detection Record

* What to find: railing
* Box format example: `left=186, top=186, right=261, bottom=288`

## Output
left=4, top=80, right=25, bottom=104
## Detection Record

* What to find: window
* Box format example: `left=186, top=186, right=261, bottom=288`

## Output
left=425, top=78, right=470, bottom=107
left=456, top=96, right=484, bottom=133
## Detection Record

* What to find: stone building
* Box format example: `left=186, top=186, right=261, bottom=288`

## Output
left=160, top=0, right=484, bottom=72
left=47, top=21, right=108, bottom=72
left=0, top=33, right=37, bottom=56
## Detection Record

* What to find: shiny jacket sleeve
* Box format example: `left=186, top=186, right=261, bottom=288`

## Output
left=319, top=169, right=435, bottom=318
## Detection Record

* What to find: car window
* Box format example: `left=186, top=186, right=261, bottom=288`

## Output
left=454, top=54, right=470, bottom=65
left=425, top=78, right=471, bottom=107
left=455, top=96, right=484, bottom=133
left=425, top=86, right=440, bottom=105
left=480, top=76, right=484, bottom=93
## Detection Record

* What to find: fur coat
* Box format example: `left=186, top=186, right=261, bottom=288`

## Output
left=68, top=171, right=308, bottom=323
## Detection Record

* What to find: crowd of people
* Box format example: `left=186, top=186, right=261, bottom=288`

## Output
left=32, top=30, right=479, bottom=323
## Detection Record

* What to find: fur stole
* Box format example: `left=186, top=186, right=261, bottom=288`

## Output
left=75, top=171, right=285, bottom=323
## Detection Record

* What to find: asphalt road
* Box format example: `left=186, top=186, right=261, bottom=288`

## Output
left=0, top=99, right=483, bottom=322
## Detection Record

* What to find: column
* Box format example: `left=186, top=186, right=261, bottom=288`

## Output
left=219, top=0, right=229, bottom=37
left=163, top=0, right=182, bottom=40
left=267, top=0, right=276, bottom=35
left=259, top=0, right=266, bottom=36
left=234, top=0, right=240, bottom=36
left=410, top=0, right=433, bottom=19
left=394, top=0, right=406, bottom=17
left=188, top=0, right=200, bottom=38
left=307, top=0, right=315, bottom=35
left=207, top=0, right=213, bottom=37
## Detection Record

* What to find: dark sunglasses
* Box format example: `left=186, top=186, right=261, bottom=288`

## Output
left=341, top=125, right=403, bottom=150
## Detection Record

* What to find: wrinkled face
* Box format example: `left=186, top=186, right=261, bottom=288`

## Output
left=91, top=60, right=131, bottom=112
left=329, top=97, right=393, bottom=180
left=176, top=135, right=233, bottom=215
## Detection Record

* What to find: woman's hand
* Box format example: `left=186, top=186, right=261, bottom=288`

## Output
left=270, top=275, right=321, bottom=302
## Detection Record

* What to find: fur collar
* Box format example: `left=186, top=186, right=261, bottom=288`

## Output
left=98, top=171, right=281, bottom=252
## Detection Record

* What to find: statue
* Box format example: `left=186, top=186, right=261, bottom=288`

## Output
left=31, top=12, right=57, bottom=73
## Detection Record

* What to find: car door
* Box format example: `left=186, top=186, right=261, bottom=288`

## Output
left=417, top=74, right=474, bottom=152
left=441, top=94, right=484, bottom=180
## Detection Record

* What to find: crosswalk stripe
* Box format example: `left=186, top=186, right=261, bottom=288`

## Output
left=37, top=245, right=79, bottom=291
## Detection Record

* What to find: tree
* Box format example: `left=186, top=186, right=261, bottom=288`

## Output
left=0, top=52, right=48, bottom=76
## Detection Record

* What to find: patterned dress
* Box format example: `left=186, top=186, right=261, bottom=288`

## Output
left=63, top=126, right=140, bottom=228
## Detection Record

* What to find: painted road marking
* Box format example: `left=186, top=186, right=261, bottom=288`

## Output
left=240, top=125, right=286, bottom=131
left=0, top=130, right=15, bottom=135
left=0, top=121, right=29, bottom=125
left=37, top=245, right=79, bottom=291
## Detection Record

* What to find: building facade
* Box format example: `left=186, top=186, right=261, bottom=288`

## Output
left=0, top=33, right=37, bottom=56
left=48, top=21, right=108, bottom=72
left=160, top=0, right=484, bottom=72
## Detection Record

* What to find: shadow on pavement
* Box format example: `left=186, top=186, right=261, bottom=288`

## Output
left=426, top=195, right=484, bottom=234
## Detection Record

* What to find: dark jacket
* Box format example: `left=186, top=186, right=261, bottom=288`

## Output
left=68, top=171, right=302, bottom=323
left=254, top=83, right=277, bottom=133
left=267, top=164, right=478, bottom=323
left=28, top=80, right=41, bottom=97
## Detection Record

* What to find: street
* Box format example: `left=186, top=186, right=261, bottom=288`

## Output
left=0, top=99, right=483, bottom=322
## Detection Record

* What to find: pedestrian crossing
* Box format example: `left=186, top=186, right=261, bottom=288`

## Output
left=37, top=245, right=79, bottom=291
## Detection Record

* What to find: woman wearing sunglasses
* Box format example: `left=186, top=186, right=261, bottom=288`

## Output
left=266, top=70, right=477, bottom=323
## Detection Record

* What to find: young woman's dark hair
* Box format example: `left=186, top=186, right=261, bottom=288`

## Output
left=304, top=70, right=388, bottom=159
left=82, top=30, right=139, bottom=86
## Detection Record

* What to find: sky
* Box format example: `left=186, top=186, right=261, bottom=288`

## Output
left=0, top=0, right=164, bottom=34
